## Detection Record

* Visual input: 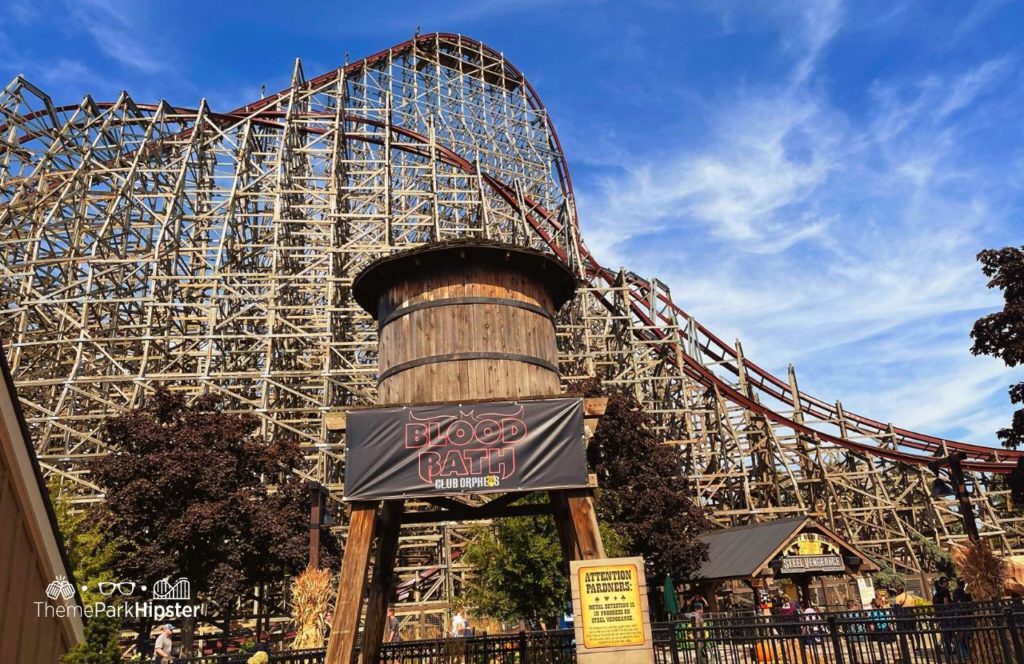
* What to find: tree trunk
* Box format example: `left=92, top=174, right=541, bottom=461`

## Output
left=179, top=605, right=197, bottom=656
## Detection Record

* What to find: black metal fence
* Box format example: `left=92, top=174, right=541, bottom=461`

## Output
left=134, top=600, right=1024, bottom=664
left=653, top=599, right=1024, bottom=664
left=151, top=648, right=325, bottom=663
left=379, top=629, right=575, bottom=663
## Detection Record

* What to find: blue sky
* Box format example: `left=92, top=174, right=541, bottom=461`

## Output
left=2, top=0, right=1021, bottom=444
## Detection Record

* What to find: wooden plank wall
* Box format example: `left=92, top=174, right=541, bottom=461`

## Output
left=0, top=461, right=74, bottom=662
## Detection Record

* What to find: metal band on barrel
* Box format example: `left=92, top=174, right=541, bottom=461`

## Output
left=379, top=297, right=555, bottom=328
left=378, top=352, right=559, bottom=382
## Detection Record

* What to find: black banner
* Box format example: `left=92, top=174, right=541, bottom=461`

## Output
left=344, top=397, right=588, bottom=500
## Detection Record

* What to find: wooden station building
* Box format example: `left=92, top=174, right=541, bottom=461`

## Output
left=693, top=516, right=880, bottom=612
left=0, top=345, right=83, bottom=661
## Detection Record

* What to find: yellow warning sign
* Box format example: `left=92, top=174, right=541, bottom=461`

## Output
left=578, top=563, right=645, bottom=649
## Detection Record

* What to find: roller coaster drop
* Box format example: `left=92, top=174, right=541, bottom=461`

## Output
left=1, top=34, right=1020, bottom=624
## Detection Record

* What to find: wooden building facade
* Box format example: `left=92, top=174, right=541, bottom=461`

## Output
left=0, top=345, right=83, bottom=662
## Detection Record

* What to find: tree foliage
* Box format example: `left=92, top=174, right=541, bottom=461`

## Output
left=462, top=496, right=627, bottom=627
left=912, top=535, right=956, bottom=578
left=52, top=489, right=123, bottom=664
left=51, top=486, right=123, bottom=606
left=971, top=245, right=1024, bottom=449
left=586, top=386, right=712, bottom=581
left=872, top=566, right=907, bottom=594
left=463, top=505, right=568, bottom=627
left=90, top=389, right=340, bottom=653
left=61, top=614, right=123, bottom=664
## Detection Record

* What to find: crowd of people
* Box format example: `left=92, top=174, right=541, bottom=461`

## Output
left=146, top=577, right=985, bottom=661
left=668, top=577, right=983, bottom=659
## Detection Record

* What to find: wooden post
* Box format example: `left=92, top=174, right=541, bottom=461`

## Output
left=360, top=501, right=404, bottom=664
left=551, top=488, right=605, bottom=560
left=550, top=490, right=581, bottom=565
left=701, top=581, right=722, bottom=613
left=309, top=482, right=324, bottom=569
left=948, top=452, right=981, bottom=542
left=326, top=502, right=379, bottom=664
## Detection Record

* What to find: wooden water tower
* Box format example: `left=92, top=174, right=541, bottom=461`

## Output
left=325, top=241, right=605, bottom=664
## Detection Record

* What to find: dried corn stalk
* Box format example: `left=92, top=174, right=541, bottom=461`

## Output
left=951, top=540, right=1006, bottom=600
left=291, top=566, right=334, bottom=649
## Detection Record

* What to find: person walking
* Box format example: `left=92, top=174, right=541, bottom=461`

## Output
left=778, top=593, right=802, bottom=637
left=384, top=607, right=402, bottom=643
left=892, top=583, right=924, bottom=652
left=451, top=608, right=467, bottom=638
left=449, top=609, right=468, bottom=664
left=952, top=579, right=974, bottom=660
left=153, top=624, right=174, bottom=663
left=800, top=603, right=823, bottom=646
left=933, top=577, right=955, bottom=656
left=685, top=591, right=709, bottom=631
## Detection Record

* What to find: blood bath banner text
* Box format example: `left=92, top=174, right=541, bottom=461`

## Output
left=344, top=397, right=589, bottom=500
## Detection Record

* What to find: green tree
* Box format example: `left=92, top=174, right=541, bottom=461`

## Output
left=90, top=389, right=340, bottom=656
left=913, top=535, right=956, bottom=579
left=586, top=387, right=712, bottom=581
left=971, top=245, right=1024, bottom=449
left=61, top=616, right=123, bottom=664
left=462, top=498, right=622, bottom=627
left=51, top=488, right=123, bottom=663
left=463, top=509, right=568, bottom=628
left=462, top=496, right=626, bottom=628
left=872, top=566, right=907, bottom=594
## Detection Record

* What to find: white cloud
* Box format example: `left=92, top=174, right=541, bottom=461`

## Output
left=573, top=2, right=1022, bottom=443
left=576, top=91, right=842, bottom=264
left=65, top=0, right=167, bottom=74
left=8, top=0, right=39, bottom=24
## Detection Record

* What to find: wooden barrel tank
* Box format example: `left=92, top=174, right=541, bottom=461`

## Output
left=352, top=241, right=577, bottom=405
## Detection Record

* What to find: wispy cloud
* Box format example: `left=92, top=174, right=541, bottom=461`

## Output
left=64, top=0, right=167, bottom=74
left=7, top=0, right=39, bottom=24
left=578, top=91, right=841, bottom=264
left=574, top=2, right=1023, bottom=442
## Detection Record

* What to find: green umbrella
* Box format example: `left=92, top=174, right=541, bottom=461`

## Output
left=663, top=573, right=679, bottom=616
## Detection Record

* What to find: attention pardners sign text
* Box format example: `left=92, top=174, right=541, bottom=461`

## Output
left=343, top=397, right=588, bottom=500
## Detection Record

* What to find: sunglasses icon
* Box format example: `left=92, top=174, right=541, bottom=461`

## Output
left=98, top=581, right=136, bottom=596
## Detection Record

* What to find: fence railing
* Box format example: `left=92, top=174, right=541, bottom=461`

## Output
left=132, top=599, right=1024, bottom=664
left=378, top=629, right=576, bottom=663
left=145, top=648, right=325, bottom=663
left=653, top=599, right=1024, bottom=664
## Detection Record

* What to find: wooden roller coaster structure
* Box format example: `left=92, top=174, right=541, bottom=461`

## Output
left=1, top=33, right=1021, bottom=627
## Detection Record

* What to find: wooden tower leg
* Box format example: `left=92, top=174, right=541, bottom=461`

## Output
left=360, top=501, right=404, bottom=664
left=326, top=501, right=379, bottom=664
left=550, top=490, right=581, bottom=564
left=550, top=488, right=605, bottom=561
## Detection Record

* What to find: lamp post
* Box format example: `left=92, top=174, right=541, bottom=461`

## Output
left=927, top=451, right=980, bottom=543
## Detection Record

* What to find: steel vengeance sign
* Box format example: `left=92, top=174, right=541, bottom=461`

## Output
left=779, top=555, right=845, bottom=573
left=344, top=397, right=588, bottom=500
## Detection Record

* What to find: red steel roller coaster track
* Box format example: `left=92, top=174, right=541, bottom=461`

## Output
left=0, top=34, right=1016, bottom=477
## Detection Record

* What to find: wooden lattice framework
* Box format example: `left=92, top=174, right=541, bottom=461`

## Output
left=2, top=33, right=1023, bottom=624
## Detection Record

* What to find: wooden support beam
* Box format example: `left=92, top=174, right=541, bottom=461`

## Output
left=360, top=501, right=404, bottom=664
left=565, top=488, right=606, bottom=559
left=325, top=501, right=378, bottom=664
left=549, top=489, right=581, bottom=569
left=550, top=488, right=605, bottom=560
left=324, top=411, right=347, bottom=431
left=401, top=501, right=552, bottom=524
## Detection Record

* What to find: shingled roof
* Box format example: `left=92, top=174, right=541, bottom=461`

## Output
left=696, top=516, right=879, bottom=582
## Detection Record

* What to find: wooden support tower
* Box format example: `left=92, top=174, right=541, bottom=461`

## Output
left=2, top=33, right=1023, bottom=634
left=326, top=241, right=604, bottom=664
